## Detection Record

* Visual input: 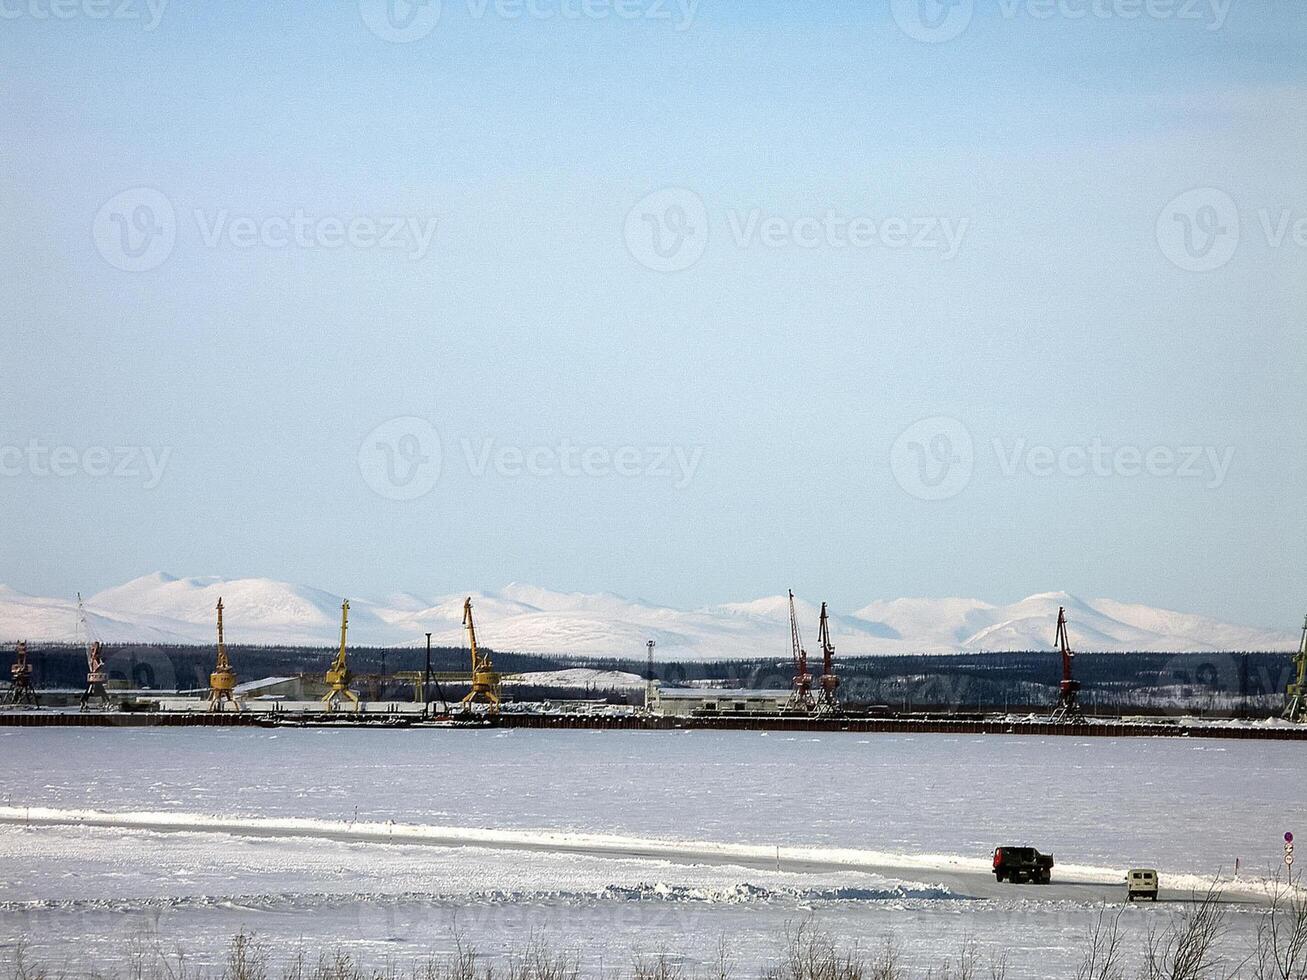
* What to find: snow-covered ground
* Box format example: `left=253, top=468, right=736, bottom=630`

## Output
left=0, top=573, right=1296, bottom=656
left=0, top=729, right=1298, bottom=977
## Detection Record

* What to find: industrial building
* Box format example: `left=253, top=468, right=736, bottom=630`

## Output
left=650, top=687, right=791, bottom=717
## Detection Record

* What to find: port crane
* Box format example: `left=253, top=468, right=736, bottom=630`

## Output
left=1283, top=612, right=1307, bottom=722
left=208, top=597, right=240, bottom=712
left=77, top=593, right=110, bottom=710
left=459, top=598, right=501, bottom=712
left=322, top=599, right=360, bottom=710
left=816, top=602, right=840, bottom=713
left=4, top=641, right=38, bottom=707
left=1050, top=606, right=1084, bottom=722
left=786, top=590, right=814, bottom=711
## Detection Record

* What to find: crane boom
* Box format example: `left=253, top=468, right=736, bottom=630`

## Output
left=1051, top=606, right=1083, bottom=721
left=460, top=598, right=501, bottom=711
left=77, top=593, right=109, bottom=710
left=322, top=599, right=359, bottom=710
left=1283, top=613, right=1307, bottom=722
left=787, top=590, right=813, bottom=710
left=816, top=601, right=839, bottom=711
left=208, top=597, right=239, bottom=711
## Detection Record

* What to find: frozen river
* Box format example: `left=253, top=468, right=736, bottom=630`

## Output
left=0, top=728, right=1301, bottom=977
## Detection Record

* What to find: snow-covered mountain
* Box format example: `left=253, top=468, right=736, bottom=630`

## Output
left=0, top=574, right=1295, bottom=658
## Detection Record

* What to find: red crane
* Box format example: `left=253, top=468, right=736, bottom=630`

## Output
left=787, top=590, right=814, bottom=710
left=816, top=602, right=840, bottom=712
left=77, top=593, right=110, bottom=711
left=1051, top=606, right=1083, bottom=721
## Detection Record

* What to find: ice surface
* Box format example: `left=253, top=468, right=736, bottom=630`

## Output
left=0, top=729, right=1296, bottom=977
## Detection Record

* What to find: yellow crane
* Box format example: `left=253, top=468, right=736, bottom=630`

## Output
left=208, top=597, right=240, bottom=712
left=460, top=597, right=501, bottom=712
left=1284, top=613, right=1307, bottom=722
left=322, top=599, right=360, bottom=711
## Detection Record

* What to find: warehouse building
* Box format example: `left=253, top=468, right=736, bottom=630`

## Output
left=650, top=687, right=791, bottom=717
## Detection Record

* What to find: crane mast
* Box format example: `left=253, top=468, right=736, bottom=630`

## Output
left=1050, top=606, right=1084, bottom=722
left=787, top=590, right=814, bottom=710
left=322, top=599, right=360, bottom=710
left=1282, top=613, right=1307, bottom=722
left=77, top=593, right=109, bottom=710
left=816, top=602, right=839, bottom=712
left=4, top=640, right=38, bottom=707
left=207, top=597, right=240, bottom=712
left=460, top=598, right=501, bottom=712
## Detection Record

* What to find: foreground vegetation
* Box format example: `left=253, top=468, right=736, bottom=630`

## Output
left=10, top=881, right=1307, bottom=980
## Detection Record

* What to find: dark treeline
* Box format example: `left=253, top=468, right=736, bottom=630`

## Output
left=2, top=644, right=1296, bottom=715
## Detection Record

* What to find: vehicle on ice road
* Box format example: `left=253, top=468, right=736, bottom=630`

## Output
left=1126, top=868, right=1159, bottom=901
left=992, top=846, right=1054, bottom=884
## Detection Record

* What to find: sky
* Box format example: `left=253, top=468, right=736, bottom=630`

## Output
left=0, top=0, right=1304, bottom=629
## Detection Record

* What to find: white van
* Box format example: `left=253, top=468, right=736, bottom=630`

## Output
left=1126, top=868, right=1159, bottom=901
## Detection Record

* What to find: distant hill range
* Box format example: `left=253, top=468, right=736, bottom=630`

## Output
left=0, top=573, right=1295, bottom=658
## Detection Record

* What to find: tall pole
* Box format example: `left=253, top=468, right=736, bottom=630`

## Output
left=425, top=632, right=432, bottom=718
left=645, top=639, right=656, bottom=711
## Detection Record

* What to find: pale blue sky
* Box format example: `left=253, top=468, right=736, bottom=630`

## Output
left=1, top=1, right=1304, bottom=628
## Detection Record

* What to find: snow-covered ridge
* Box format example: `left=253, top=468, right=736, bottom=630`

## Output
left=0, top=573, right=1294, bottom=658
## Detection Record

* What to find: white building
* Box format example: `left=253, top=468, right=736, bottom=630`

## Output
left=650, top=687, right=791, bottom=717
